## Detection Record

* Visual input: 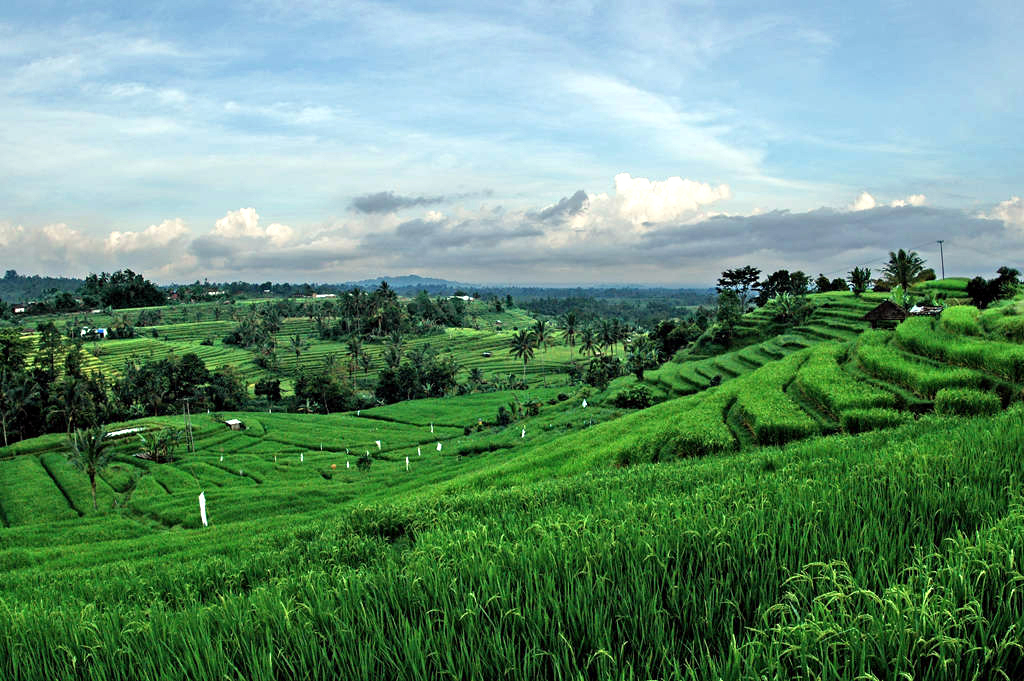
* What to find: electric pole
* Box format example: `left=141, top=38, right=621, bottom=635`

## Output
left=937, top=240, right=945, bottom=280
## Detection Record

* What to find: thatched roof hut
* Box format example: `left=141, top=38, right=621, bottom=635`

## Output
left=863, top=300, right=908, bottom=329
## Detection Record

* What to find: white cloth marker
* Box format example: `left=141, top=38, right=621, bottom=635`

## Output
left=418, top=446, right=421, bottom=456
left=436, top=441, right=442, bottom=451
left=219, top=455, right=223, bottom=462
left=521, top=428, right=526, bottom=438
left=405, top=456, right=409, bottom=471
left=430, top=423, right=434, bottom=433
left=300, top=452, right=304, bottom=462
left=198, top=492, right=208, bottom=527
left=346, top=460, right=350, bottom=469
left=375, top=440, right=381, bottom=450
left=582, top=399, right=588, bottom=408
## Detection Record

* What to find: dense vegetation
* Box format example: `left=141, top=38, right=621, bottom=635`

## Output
left=3, top=254, right=1024, bottom=680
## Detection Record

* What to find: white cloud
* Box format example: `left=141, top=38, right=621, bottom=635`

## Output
left=890, top=194, right=926, bottom=207
left=849, top=191, right=877, bottom=211
left=984, top=196, right=1024, bottom=228
left=105, top=218, right=190, bottom=253
left=212, top=208, right=295, bottom=245
left=573, top=173, right=731, bottom=232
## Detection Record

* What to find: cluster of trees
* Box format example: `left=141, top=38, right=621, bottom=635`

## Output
left=967, top=267, right=1022, bottom=308
left=80, top=270, right=166, bottom=309
left=0, top=325, right=245, bottom=446
left=520, top=293, right=715, bottom=328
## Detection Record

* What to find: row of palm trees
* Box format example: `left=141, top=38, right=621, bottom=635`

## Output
left=508, top=315, right=634, bottom=380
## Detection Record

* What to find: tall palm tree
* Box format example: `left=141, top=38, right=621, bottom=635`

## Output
left=508, top=330, right=536, bottom=383
left=560, top=312, right=578, bottom=359
left=532, top=320, right=550, bottom=375
left=66, top=425, right=113, bottom=510
left=883, top=249, right=927, bottom=289
left=346, top=337, right=363, bottom=380
left=289, top=334, right=306, bottom=374
left=598, top=320, right=615, bottom=356
left=579, top=327, right=598, bottom=358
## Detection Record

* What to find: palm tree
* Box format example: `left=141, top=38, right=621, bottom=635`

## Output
left=508, top=330, right=536, bottom=383
left=346, top=337, right=363, bottom=380
left=560, top=312, right=578, bottom=359
left=847, top=266, right=872, bottom=295
left=289, top=334, right=306, bottom=374
left=532, top=320, right=550, bottom=375
left=66, top=425, right=113, bottom=510
left=598, top=320, right=615, bottom=356
left=883, top=249, right=927, bottom=289
left=579, top=327, right=599, bottom=357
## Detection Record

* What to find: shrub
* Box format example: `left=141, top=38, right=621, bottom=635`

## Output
left=612, top=385, right=654, bottom=409
left=840, top=408, right=913, bottom=434
left=934, top=388, right=1001, bottom=416
left=938, top=306, right=981, bottom=336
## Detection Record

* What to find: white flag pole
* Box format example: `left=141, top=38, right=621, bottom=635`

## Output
left=405, top=456, right=409, bottom=471
left=436, top=441, right=442, bottom=451
left=417, top=446, right=421, bottom=456
left=430, top=423, right=434, bottom=433
left=521, top=427, right=526, bottom=438
left=198, top=492, right=208, bottom=527
left=300, top=452, right=304, bottom=462
left=375, top=440, right=381, bottom=450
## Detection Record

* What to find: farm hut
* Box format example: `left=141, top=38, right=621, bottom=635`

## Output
left=862, top=300, right=908, bottom=329
left=225, top=418, right=245, bottom=431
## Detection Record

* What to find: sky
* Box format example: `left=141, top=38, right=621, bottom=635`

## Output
left=1, top=0, right=1023, bottom=286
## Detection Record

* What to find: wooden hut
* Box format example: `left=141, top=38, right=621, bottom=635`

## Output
left=862, top=300, right=908, bottom=329
left=225, top=418, right=245, bottom=431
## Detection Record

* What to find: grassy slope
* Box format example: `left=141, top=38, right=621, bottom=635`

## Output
left=2, top=293, right=1024, bottom=679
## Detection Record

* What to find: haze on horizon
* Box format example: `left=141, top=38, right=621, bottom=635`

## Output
left=1, top=0, right=1023, bottom=286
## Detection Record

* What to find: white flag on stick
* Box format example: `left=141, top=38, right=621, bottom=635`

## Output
left=375, top=440, right=381, bottom=450
left=582, top=399, right=588, bottom=408
left=405, top=456, right=409, bottom=471
left=300, top=452, right=304, bottom=462
left=417, top=446, right=422, bottom=456
left=521, top=428, right=526, bottom=438
left=430, top=423, right=434, bottom=433
left=436, top=441, right=442, bottom=451
left=198, top=492, right=208, bottom=527
left=346, top=460, right=350, bottom=469
left=357, top=410, right=361, bottom=416
left=219, top=454, right=223, bottom=462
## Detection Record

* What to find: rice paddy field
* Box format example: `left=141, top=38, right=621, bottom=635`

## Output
left=3, top=292, right=1024, bottom=679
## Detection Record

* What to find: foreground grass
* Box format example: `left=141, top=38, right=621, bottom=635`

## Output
left=2, top=406, right=1023, bottom=679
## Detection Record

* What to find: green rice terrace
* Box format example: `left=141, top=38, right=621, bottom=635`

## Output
left=4, top=287, right=1024, bottom=680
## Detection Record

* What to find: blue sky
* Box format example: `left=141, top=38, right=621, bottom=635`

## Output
left=1, top=0, right=1023, bottom=284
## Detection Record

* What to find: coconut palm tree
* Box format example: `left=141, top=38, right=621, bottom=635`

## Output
left=560, top=312, right=578, bottom=359
left=883, top=249, right=927, bottom=289
left=508, top=330, right=536, bottom=383
left=346, top=337, right=363, bottom=380
left=66, top=425, right=113, bottom=510
left=532, top=320, right=550, bottom=375
left=289, top=334, right=306, bottom=374
left=579, top=327, right=599, bottom=357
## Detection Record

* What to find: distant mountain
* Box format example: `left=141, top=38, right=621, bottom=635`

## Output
left=337, top=274, right=478, bottom=291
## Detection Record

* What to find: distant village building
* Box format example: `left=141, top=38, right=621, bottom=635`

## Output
left=13, top=306, right=25, bottom=314
left=207, top=290, right=226, bottom=296
left=225, top=418, right=245, bottom=431
left=313, top=293, right=337, bottom=299
left=450, top=295, right=473, bottom=301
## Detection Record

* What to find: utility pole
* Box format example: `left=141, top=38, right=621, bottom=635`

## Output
left=937, top=240, right=945, bottom=279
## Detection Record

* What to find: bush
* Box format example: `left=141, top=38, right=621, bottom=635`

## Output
left=612, top=385, right=654, bottom=409
left=934, top=388, right=1001, bottom=416
left=840, top=408, right=913, bottom=434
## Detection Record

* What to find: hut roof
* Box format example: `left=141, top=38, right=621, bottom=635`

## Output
left=862, top=300, right=908, bottom=322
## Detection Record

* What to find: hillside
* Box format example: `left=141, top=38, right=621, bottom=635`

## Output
left=2, top=291, right=1024, bottom=679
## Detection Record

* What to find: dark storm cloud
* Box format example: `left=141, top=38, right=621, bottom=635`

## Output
left=361, top=216, right=544, bottom=253
left=530, top=190, right=588, bottom=221
left=349, top=189, right=495, bottom=214
left=350, top=191, right=446, bottom=214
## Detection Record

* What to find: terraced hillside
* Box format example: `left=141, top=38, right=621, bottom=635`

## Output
left=4, top=294, right=1024, bottom=680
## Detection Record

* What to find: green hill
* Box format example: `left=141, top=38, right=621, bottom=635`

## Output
left=3, top=293, right=1024, bottom=679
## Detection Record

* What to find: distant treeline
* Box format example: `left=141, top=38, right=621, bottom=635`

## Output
left=520, top=294, right=715, bottom=327
left=0, top=270, right=85, bottom=302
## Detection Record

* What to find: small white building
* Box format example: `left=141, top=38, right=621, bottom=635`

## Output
left=313, top=293, right=337, bottom=299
